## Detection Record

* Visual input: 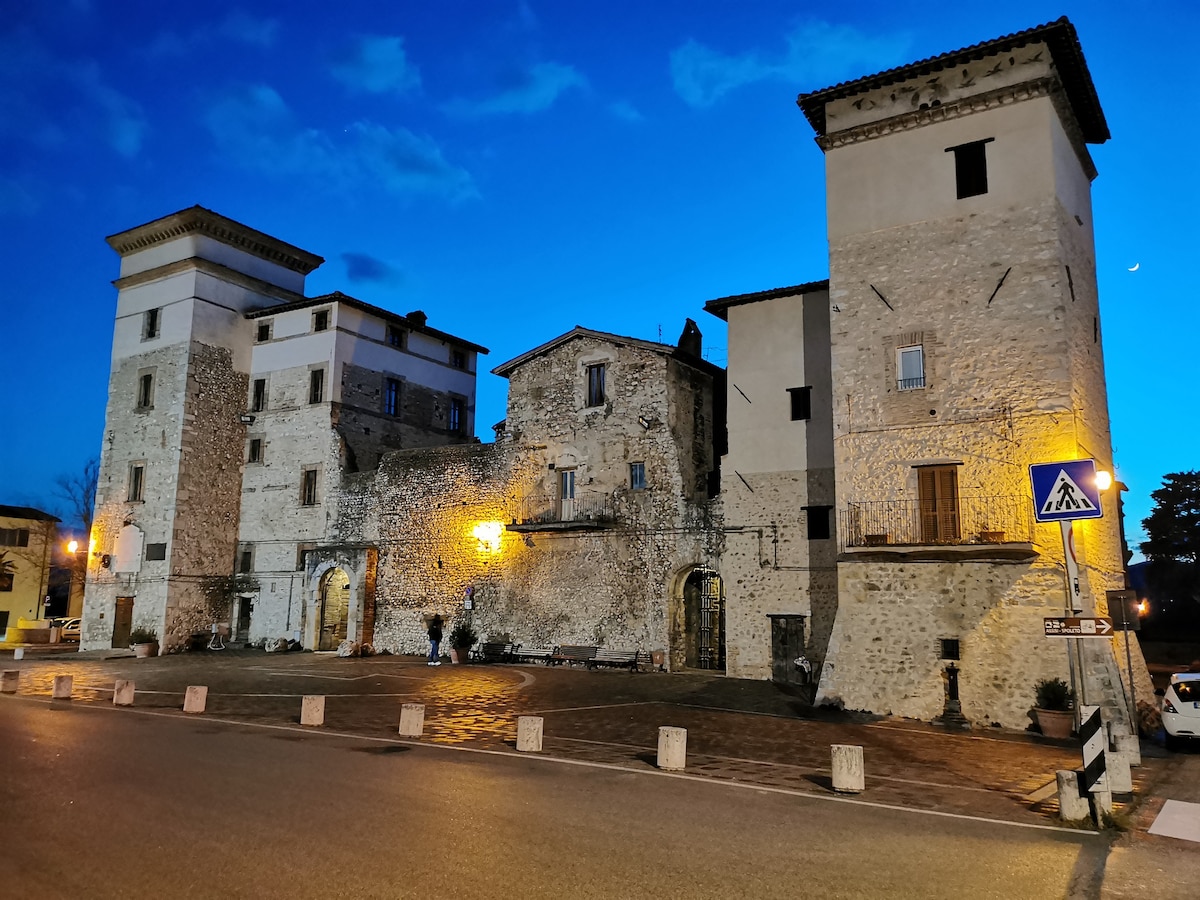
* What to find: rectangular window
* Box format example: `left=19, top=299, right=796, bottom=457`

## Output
left=386, top=324, right=404, bottom=347
left=301, top=468, right=318, bottom=506
left=451, top=349, right=466, bottom=369
left=251, top=378, right=267, bottom=412
left=897, top=346, right=925, bottom=390
left=560, top=469, right=575, bottom=500
left=917, top=465, right=960, bottom=543
left=256, top=321, right=272, bottom=343
left=803, top=505, right=832, bottom=540
left=143, top=308, right=160, bottom=340
left=313, top=309, right=330, bottom=332
left=630, top=462, right=646, bottom=490
left=0, top=573, right=12, bottom=592
left=128, top=464, right=145, bottom=502
left=296, top=542, right=317, bottom=570
left=788, top=386, right=812, bottom=421
left=237, top=545, right=253, bottom=574
left=145, top=542, right=167, bottom=561
left=448, top=397, right=463, bottom=435
left=136, top=371, right=154, bottom=410
left=248, top=438, right=263, bottom=464
left=939, top=638, right=961, bottom=661
left=309, top=369, right=325, bottom=404
left=586, top=364, right=606, bottom=407
left=0, top=528, right=30, bottom=547
left=946, top=138, right=993, bottom=199
left=385, top=378, right=400, bottom=416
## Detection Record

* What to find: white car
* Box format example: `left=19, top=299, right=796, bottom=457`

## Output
left=1161, top=672, right=1200, bottom=749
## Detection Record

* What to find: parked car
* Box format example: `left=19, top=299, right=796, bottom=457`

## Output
left=1161, top=672, right=1200, bottom=750
left=57, top=618, right=81, bottom=642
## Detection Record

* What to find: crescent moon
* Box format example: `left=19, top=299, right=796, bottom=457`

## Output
left=1128, top=263, right=1140, bottom=272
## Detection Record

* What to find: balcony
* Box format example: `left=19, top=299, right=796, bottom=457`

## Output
left=839, top=495, right=1036, bottom=561
left=508, top=491, right=618, bottom=532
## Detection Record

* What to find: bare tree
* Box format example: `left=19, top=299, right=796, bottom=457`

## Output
left=54, top=457, right=99, bottom=535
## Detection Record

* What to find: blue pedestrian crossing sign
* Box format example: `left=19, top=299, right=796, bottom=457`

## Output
left=1030, top=459, right=1103, bottom=523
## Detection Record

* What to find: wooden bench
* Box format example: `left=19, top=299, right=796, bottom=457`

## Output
left=510, top=646, right=556, bottom=664
left=587, top=649, right=642, bottom=672
left=474, top=642, right=516, bottom=663
left=552, top=645, right=598, bottom=666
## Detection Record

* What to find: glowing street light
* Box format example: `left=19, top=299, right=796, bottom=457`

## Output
left=1094, top=470, right=1113, bottom=492
left=472, top=521, right=504, bottom=554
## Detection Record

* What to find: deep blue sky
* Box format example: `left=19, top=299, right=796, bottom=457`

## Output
left=1, top=1, right=1193, bottom=556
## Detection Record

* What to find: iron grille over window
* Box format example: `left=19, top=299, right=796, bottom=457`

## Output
left=897, top=345, right=925, bottom=390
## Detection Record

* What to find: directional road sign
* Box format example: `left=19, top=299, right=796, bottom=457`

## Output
left=1044, top=616, right=1114, bottom=638
left=1030, top=459, right=1103, bottom=523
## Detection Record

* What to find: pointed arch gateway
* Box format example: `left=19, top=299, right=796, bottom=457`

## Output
left=317, top=567, right=351, bottom=651
left=670, top=565, right=725, bottom=671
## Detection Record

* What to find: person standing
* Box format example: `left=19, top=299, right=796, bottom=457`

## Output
left=427, top=615, right=443, bottom=666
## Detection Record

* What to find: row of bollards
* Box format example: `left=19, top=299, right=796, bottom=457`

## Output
left=5, top=672, right=870, bottom=790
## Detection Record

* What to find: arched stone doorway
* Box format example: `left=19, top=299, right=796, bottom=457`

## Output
left=672, top=566, right=725, bottom=671
left=317, top=568, right=350, bottom=651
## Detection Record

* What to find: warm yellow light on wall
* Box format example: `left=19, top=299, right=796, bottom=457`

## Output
left=472, top=521, right=504, bottom=554
left=67, top=540, right=79, bottom=554
left=1094, top=470, right=1113, bottom=491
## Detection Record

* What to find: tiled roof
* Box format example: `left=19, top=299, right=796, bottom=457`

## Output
left=796, top=17, right=1108, bottom=143
left=491, top=326, right=722, bottom=378
left=0, top=504, right=60, bottom=523
left=703, top=280, right=830, bottom=321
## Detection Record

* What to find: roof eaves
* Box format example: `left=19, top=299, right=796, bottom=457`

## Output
left=703, top=280, right=830, bottom=321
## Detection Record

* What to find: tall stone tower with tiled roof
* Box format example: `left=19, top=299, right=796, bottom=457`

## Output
left=791, top=18, right=1148, bottom=729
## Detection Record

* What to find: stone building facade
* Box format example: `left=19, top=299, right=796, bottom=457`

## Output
left=0, top=505, right=59, bottom=638
left=82, top=207, right=484, bottom=652
left=318, top=325, right=726, bottom=667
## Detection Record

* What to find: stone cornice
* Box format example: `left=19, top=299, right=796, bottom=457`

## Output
left=817, top=76, right=1097, bottom=181
left=106, top=206, right=324, bottom=275
left=113, top=256, right=305, bottom=304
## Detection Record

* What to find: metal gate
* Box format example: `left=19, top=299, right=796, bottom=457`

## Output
left=695, top=569, right=725, bottom=670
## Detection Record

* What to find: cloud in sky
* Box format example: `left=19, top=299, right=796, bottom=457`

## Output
left=671, top=20, right=912, bottom=107
left=608, top=100, right=644, bottom=123
left=203, top=84, right=476, bottom=201
left=444, top=61, right=586, bottom=116
left=331, top=35, right=421, bottom=95
left=342, top=252, right=402, bottom=284
left=147, top=10, right=279, bottom=56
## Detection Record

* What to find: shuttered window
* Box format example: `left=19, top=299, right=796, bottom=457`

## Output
left=917, top=465, right=960, bottom=543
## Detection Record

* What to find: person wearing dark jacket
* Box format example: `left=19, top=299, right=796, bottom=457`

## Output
left=427, top=615, right=443, bottom=666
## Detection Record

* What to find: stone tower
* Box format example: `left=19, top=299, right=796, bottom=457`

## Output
left=82, top=207, right=323, bottom=650
left=795, top=19, right=1148, bottom=728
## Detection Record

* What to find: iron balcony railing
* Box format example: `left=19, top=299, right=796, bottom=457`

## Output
left=513, top=491, right=617, bottom=527
left=840, top=495, right=1034, bottom=548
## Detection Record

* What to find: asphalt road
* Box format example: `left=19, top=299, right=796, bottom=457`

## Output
left=0, top=696, right=1111, bottom=899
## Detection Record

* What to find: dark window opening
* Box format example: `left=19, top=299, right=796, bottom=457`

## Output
left=313, top=309, right=329, bottom=332
left=252, top=378, right=267, bottom=412
left=296, top=542, right=316, bottom=570
left=0, top=574, right=12, bottom=592
left=301, top=469, right=318, bottom=506
left=386, top=325, right=404, bottom=347
left=385, top=378, right=400, bottom=416
left=145, top=543, right=167, bottom=561
left=946, top=138, right=993, bottom=199
left=256, top=322, right=271, bottom=342
left=803, top=505, right=832, bottom=540
left=788, top=386, right=812, bottom=421
left=630, top=462, right=646, bottom=490
left=144, top=308, right=160, bottom=339
left=940, top=638, right=961, bottom=661
left=0, top=528, right=30, bottom=547
left=248, top=438, right=263, bottom=463
left=136, top=372, right=154, bottom=409
left=309, top=369, right=324, bottom=404
left=448, top=398, right=463, bottom=435
left=238, top=547, right=253, bottom=574
left=451, top=349, right=466, bottom=369
left=128, top=465, right=145, bottom=502
left=586, top=364, right=606, bottom=407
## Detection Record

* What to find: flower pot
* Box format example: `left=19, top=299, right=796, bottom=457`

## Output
left=449, top=647, right=471, bottom=664
left=1035, top=708, right=1074, bottom=739
left=133, top=641, right=159, bottom=659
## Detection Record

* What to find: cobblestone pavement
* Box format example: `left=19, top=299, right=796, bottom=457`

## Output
left=2, top=648, right=1165, bottom=829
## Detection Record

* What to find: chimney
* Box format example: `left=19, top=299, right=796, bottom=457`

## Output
left=407, top=310, right=428, bottom=327
left=677, top=318, right=702, bottom=357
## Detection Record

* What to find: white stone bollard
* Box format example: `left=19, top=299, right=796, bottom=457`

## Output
left=1114, top=732, right=1141, bottom=767
left=1056, top=769, right=1090, bottom=821
left=516, top=716, right=544, bottom=752
left=52, top=675, right=74, bottom=700
left=183, top=685, right=208, bottom=714
left=831, top=744, right=865, bottom=793
left=1105, top=751, right=1133, bottom=794
left=398, top=703, right=425, bottom=737
left=1, top=670, right=19, bottom=693
left=113, top=679, right=135, bottom=706
left=1090, top=788, right=1113, bottom=826
left=301, top=695, right=325, bottom=727
left=657, top=726, right=687, bottom=771
left=13, top=648, right=24, bottom=660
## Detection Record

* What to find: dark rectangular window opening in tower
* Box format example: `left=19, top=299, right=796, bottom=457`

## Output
left=946, top=138, right=993, bottom=199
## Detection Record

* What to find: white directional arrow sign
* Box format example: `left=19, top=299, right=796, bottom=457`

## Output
left=1044, top=616, right=1114, bottom=638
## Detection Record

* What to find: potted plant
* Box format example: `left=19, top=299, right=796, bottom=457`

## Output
left=1033, top=677, right=1075, bottom=739
left=129, top=627, right=159, bottom=658
left=448, top=621, right=477, bottom=664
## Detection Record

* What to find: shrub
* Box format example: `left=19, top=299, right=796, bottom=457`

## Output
left=449, top=621, right=477, bottom=648
left=1035, top=677, right=1074, bottom=711
left=129, top=627, right=158, bottom=646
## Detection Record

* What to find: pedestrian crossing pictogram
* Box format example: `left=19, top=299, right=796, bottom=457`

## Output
left=1029, top=459, right=1104, bottom=523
